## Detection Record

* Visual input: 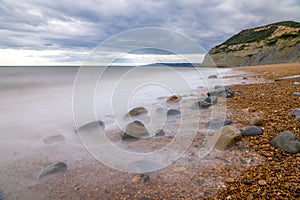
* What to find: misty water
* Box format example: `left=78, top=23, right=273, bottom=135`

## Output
left=0, top=66, right=252, bottom=199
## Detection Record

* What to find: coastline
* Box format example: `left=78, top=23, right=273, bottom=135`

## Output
left=0, top=63, right=299, bottom=199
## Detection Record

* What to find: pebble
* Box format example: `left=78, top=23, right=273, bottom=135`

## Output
left=242, top=126, right=263, bottom=136
left=132, top=174, right=150, bottom=185
left=225, top=177, right=235, bottom=183
left=249, top=116, right=263, bottom=126
left=243, top=179, right=252, bottom=185
left=294, top=82, right=300, bottom=85
left=292, top=92, right=300, bottom=97
left=155, top=129, right=165, bottom=137
left=258, top=179, right=267, bottom=186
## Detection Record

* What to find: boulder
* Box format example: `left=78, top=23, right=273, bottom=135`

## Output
left=249, top=117, right=263, bottom=126
left=121, top=121, right=149, bottom=140
left=205, top=118, right=232, bottom=130
left=242, top=126, right=263, bottom=136
left=166, top=95, right=182, bottom=103
left=155, top=129, right=165, bottom=137
left=214, top=125, right=241, bottom=150
left=39, top=162, right=67, bottom=180
left=43, top=134, right=65, bottom=144
left=76, top=121, right=105, bottom=132
left=270, top=131, right=300, bottom=154
left=208, top=75, right=218, bottom=79
left=127, top=107, right=148, bottom=116
left=292, top=92, right=300, bottom=97
left=275, top=75, right=300, bottom=81
left=166, top=109, right=181, bottom=116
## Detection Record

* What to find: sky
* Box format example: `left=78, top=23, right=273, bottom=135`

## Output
left=0, top=0, right=299, bottom=65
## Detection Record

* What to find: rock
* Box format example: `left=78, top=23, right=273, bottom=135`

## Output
left=242, top=126, right=263, bottom=136
left=127, top=107, right=148, bottom=116
left=291, top=108, right=300, bottom=121
left=166, top=95, right=182, bottom=103
left=43, top=134, right=65, bottom=144
left=294, top=82, right=300, bottom=85
left=208, top=86, right=234, bottom=98
left=121, top=121, right=149, bottom=140
left=214, top=125, right=241, bottom=150
left=292, top=92, right=300, bottom=97
left=249, top=116, right=263, bottom=126
left=258, top=180, right=267, bottom=186
left=132, top=174, right=150, bottom=185
left=205, top=118, right=232, bottom=130
left=166, top=109, right=181, bottom=116
left=225, top=177, right=235, bottom=183
left=208, top=75, right=218, bottom=79
left=243, top=179, right=252, bottom=185
left=192, top=96, right=218, bottom=109
left=275, top=75, right=300, bottom=81
left=39, top=162, right=67, bottom=180
left=155, top=129, right=165, bottom=137
left=243, top=77, right=248, bottom=80
left=270, top=131, right=300, bottom=154
left=76, top=121, right=105, bottom=131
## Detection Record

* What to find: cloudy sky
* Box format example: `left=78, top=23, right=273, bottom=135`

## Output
left=0, top=0, right=299, bottom=65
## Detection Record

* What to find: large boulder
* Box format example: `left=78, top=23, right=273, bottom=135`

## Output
left=242, top=126, right=263, bottom=136
left=127, top=107, right=148, bottom=117
left=214, top=125, right=241, bottom=150
left=205, top=118, right=232, bottom=130
left=121, top=121, right=149, bottom=140
left=39, top=162, right=67, bottom=180
left=270, top=131, right=300, bottom=154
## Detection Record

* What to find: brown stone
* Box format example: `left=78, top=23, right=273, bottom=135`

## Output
left=166, top=95, right=182, bottom=103
left=214, top=125, right=242, bottom=150
left=258, top=179, right=267, bottom=186
left=249, top=116, right=263, bottom=126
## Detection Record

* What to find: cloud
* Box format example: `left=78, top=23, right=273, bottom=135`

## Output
left=0, top=0, right=299, bottom=65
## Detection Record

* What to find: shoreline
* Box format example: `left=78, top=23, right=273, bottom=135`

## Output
left=0, top=63, right=299, bottom=199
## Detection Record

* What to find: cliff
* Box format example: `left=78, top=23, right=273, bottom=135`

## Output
left=202, top=21, right=300, bottom=66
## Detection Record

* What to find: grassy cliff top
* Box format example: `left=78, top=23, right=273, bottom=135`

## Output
left=217, top=21, right=300, bottom=47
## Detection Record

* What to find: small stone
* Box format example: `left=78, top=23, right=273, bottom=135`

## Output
left=155, top=129, right=165, bottom=137
left=270, top=131, right=300, bottom=154
left=121, top=121, right=149, bottom=140
left=249, top=117, right=263, bottom=126
left=208, top=75, right=218, bottom=79
left=258, top=180, right=267, bottom=186
left=39, top=162, right=67, bottom=180
left=294, top=82, right=300, bottom=85
left=166, top=95, right=182, bottom=103
left=132, top=174, right=150, bottom=185
left=242, top=126, right=263, bottom=136
left=225, top=177, right=235, bottom=183
left=166, top=109, right=181, bottom=116
left=214, top=125, right=241, bottom=150
left=127, top=107, right=148, bottom=116
left=243, top=179, right=252, bottom=185
left=292, top=92, right=300, bottom=97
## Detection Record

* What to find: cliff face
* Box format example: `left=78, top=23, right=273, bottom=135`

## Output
left=203, top=21, right=300, bottom=66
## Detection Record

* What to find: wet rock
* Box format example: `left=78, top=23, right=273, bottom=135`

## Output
left=76, top=121, right=105, bottom=132
left=242, top=126, right=263, bottom=136
left=127, top=107, right=148, bottom=116
left=39, top=162, right=67, bottom=180
left=275, top=75, right=300, bottom=81
left=208, top=86, right=234, bottom=98
left=132, top=174, right=150, bottom=185
left=292, top=92, right=300, bottom=97
left=214, top=125, right=241, bottom=150
left=270, top=131, right=300, bottom=154
left=166, top=109, right=181, bottom=116
left=155, top=129, right=165, bottom=137
left=249, top=116, right=263, bottom=126
left=121, top=121, right=149, bottom=140
left=205, top=118, right=232, bottom=130
left=192, top=96, right=218, bottom=109
left=208, top=75, right=218, bottom=79
left=43, top=134, right=65, bottom=144
left=166, top=95, right=182, bottom=103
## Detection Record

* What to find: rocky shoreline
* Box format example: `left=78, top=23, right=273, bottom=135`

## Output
left=2, top=62, right=300, bottom=199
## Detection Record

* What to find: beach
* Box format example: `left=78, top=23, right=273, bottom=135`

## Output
left=0, top=63, right=299, bottom=199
